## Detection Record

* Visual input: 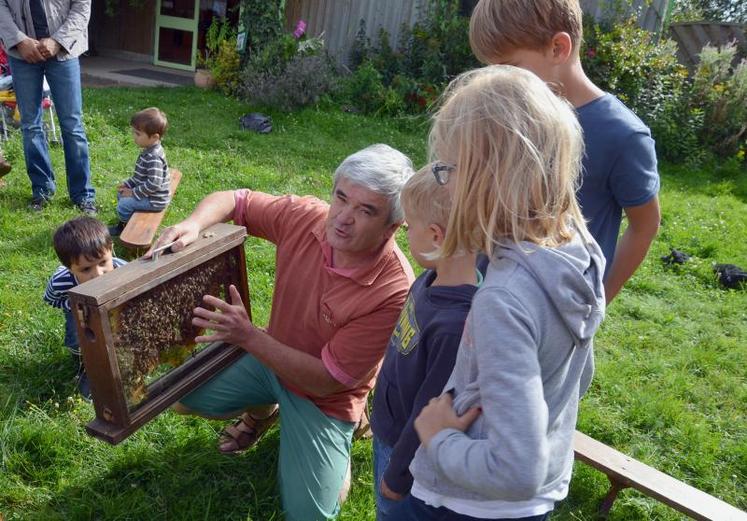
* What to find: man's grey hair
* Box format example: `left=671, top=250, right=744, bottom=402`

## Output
left=333, top=144, right=415, bottom=225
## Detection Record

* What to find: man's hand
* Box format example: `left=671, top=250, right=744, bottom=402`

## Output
left=37, top=38, right=61, bottom=59
left=414, top=393, right=481, bottom=448
left=380, top=478, right=403, bottom=501
left=15, top=38, right=45, bottom=63
left=143, top=220, right=201, bottom=258
left=192, top=285, right=254, bottom=348
left=118, top=187, right=134, bottom=197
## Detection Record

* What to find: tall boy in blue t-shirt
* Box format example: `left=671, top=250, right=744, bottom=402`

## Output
left=469, top=0, right=660, bottom=302
left=370, top=163, right=480, bottom=519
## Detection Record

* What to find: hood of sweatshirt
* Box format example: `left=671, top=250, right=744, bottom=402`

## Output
left=496, top=231, right=606, bottom=351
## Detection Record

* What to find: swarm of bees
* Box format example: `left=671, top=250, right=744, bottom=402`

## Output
left=110, top=254, right=238, bottom=407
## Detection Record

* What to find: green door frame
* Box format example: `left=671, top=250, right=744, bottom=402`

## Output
left=153, top=0, right=200, bottom=71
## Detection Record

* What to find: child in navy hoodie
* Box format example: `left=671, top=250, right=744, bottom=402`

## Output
left=370, top=163, right=480, bottom=519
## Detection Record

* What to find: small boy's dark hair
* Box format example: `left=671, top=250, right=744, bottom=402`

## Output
left=131, top=107, right=168, bottom=137
left=53, top=216, right=113, bottom=268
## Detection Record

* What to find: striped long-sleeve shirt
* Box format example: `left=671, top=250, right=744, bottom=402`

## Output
left=43, top=258, right=127, bottom=311
left=123, top=143, right=170, bottom=209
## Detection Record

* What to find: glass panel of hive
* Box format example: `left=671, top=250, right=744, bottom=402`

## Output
left=110, top=252, right=238, bottom=410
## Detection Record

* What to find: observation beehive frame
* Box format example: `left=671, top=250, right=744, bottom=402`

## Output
left=68, top=223, right=250, bottom=444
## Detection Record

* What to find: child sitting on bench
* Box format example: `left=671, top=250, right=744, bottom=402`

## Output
left=110, top=107, right=170, bottom=236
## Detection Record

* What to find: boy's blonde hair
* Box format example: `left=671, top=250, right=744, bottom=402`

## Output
left=400, top=163, right=452, bottom=227
left=431, top=65, right=587, bottom=258
left=469, top=0, right=583, bottom=63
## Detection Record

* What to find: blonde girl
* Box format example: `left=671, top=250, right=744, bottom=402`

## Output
left=388, top=65, right=606, bottom=521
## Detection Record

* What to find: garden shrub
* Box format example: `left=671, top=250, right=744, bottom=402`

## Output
left=341, top=61, right=388, bottom=114
left=236, top=2, right=335, bottom=111
left=239, top=0, right=286, bottom=57
left=240, top=54, right=338, bottom=111
left=690, top=43, right=747, bottom=158
left=581, top=16, right=701, bottom=162
left=211, top=40, right=242, bottom=95
left=342, top=0, right=479, bottom=115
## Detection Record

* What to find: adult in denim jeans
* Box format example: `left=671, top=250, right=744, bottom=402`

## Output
left=0, top=0, right=96, bottom=214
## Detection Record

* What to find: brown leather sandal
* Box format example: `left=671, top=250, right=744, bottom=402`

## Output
left=218, top=408, right=279, bottom=454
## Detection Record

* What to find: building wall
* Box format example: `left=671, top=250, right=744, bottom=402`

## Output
left=90, top=0, right=157, bottom=59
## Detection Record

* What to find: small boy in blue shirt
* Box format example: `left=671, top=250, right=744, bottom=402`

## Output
left=370, top=163, right=480, bottom=519
left=44, top=216, right=126, bottom=398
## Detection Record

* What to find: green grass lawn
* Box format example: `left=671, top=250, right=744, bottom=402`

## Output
left=0, top=87, right=745, bottom=520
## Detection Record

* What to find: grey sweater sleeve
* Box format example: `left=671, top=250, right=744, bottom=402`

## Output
left=0, top=1, right=27, bottom=50
left=426, top=288, right=551, bottom=500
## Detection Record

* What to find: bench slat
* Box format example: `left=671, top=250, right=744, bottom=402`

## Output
left=574, top=431, right=747, bottom=521
left=120, top=169, right=182, bottom=249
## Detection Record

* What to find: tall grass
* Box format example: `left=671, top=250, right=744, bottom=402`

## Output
left=0, top=87, right=744, bottom=520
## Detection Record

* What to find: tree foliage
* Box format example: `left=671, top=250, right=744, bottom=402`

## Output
left=671, top=0, right=747, bottom=24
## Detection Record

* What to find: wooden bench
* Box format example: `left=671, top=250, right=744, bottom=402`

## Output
left=574, top=430, right=747, bottom=520
left=120, top=169, right=182, bottom=249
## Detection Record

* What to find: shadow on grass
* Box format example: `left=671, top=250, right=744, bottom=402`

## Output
left=1, top=345, right=79, bottom=406
left=661, top=160, right=747, bottom=204
left=28, top=429, right=283, bottom=520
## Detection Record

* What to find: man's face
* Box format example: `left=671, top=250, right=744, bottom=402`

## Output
left=495, top=47, right=557, bottom=83
left=326, top=177, right=398, bottom=260
left=69, top=249, right=115, bottom=284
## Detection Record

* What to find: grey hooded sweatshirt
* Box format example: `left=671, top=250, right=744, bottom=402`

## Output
left=409, top=230, right=605, bottom=509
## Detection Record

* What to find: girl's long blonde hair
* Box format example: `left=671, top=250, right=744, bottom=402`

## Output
left=432, top=65, right=588, bottom=258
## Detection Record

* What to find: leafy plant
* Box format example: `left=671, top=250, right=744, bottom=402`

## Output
left=342, top=0, right=479, bottom=115
left=236, top=7, right=332, bottom=110
left=240, top=54, right=338, bottom=111
left=198, top=18, right=235, bottom=69
left=211, top=40, right=242, bottom=94
left=691, top=43, right=747, bottom=157
left=581, top=15, right=701, bottom=162
left=238, top=0, right=286, bottom=58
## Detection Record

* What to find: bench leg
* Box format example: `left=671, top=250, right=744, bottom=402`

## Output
left=599, top=478, right=627, bottom=519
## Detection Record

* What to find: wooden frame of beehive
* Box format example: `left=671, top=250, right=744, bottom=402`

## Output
left=68, top=223, right=250, bottom=444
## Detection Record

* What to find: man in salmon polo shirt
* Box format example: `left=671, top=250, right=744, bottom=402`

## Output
left=149, top=144, right=415, bottom=521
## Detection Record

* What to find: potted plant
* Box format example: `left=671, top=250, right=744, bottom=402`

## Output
left=194, top=18, right=232, bottom=89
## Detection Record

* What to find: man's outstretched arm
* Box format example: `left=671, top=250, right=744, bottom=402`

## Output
left=146, top=190, right=236, bottom=256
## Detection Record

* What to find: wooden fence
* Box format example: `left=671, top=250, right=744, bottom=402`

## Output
left=284, top=0, right=424, bottom=66
left=669, top=22, right=747, bottom=69
left=284, top=0, right=671, bottom=65
left=580, top=0, right=669, bottom=33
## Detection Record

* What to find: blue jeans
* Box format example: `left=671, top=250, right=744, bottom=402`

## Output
left=63, top=309, right=91, bottom=398
left=116, top=194, right=161, bottom=221
left=373, top=436, right=400, bottom=520
left=63, top=309, right=80, bottom=353
left=8, top=56, right=94, bottom=204
left=388, top=495, right=552, bottom=521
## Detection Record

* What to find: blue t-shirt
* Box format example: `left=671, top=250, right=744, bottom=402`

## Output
left=576, top=93, right=659, bottom=275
